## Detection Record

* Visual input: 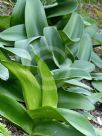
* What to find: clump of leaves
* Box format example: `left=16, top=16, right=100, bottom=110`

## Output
left=0, top=0, right=102, bottom=136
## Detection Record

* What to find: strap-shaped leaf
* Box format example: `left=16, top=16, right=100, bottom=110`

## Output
left=91, top=73, right=102, bottom=81
left=71, top=60, right=95, bottom=72
left=67, top=87, right=91, bottom=95
left=0, top=25, right=26, bottom=41
left=91, top=52, right=102, bottom=68
left=92, top=81, right=102, bottom=93
left=52, top=68, right=92, bottom=80
left=0, top=47, right=31, bottom=61
left=0, top=94, right=33, bottom=134
left=58, top=89, right=95, bottom=110
left=33, top=120, right=84, bottom=136
left=46, top=0, right=78, bottom=18
left=28, top=107, right=96, bottom=136
left=0, top=61, right=41, bottom=110
left=25, top=0, right=48, bottom=37
left=65, top=79, right=92, bottom=90
left=63, top=13, right=84, bottom=42
left=0, top=79, right=23, bottom=101
left=11, top=0, right=26, bottom=26
left=44, top=27, right=65, bottom=66
left=35, top=55, right=58, bottom=108
left=77, top=33, right=92, bottom=61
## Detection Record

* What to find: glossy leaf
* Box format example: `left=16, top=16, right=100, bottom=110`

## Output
left=0, top=94, right=33, bottom=134
left=0, top=79, right=23, bottom=101
left=91, top=52, right=102, bottom=68
left=65, top=79, right=92, bottom=90
left=58, top=89, right=95, bottom=110
left=29, top=107, right=96, bottom=136
left=0, top=47, right=31, bottom=61
left=35, top=55, right=58, bottom=108
left=11, top=0, right=26, bottom=26
left=46, top=0, right=78, bottom=18
left=77, top=33, right=92, bottom=61
left=63, top=13, right=84, bottom=42
left=44, top=27, right=65, bottom=66
left=33, top=120, right=84, bottom=136
left=1, top=61, right=41, bottom=110
left=25, top=0, right=48, bottom=37
left=71, top=60, right=95, bottom=72
left=0, top=25, right=26, bottom=41
left=52, top=68, right=92, bottom=80
left=92, top=81, right=102, bottom=93
left=67, top=87, right=91, bottom=95
left=91, top=73, right=102, bottom=80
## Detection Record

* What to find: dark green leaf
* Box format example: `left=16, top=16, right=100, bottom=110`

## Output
left=11, top=0, right=26, bottom=26
left=25, top=0, right=48, bottom=37
left=46, top=0, right=78, bottom=18
left=0, top=94, right=33, bottom=134
left=29, top=107, right=96, bottom=136
left=58, top=89, right=95, bottom=110
left=1, top=61, right=41, bottom=110
left=0, top=16, right=11, bottom=29
left=44, top=27, right=65, bottom=66
left=33, top=120, right=84, bottom=136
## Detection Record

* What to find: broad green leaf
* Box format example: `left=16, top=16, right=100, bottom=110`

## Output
left=91, top=73, right=102, bottom=80
left=44, top=27, right=65, bottom=66
left=58, top=89, right=95, bottom=110
left=0, top=16, right=11, bottom=29
left=92, top=81, right=102, bottom=93
left=33, top=120, right=84, bottom=136
left=25, top=0, right=48, bottom=37
left=65, top=79, right=92, bottom=90
left=0, top=25, right=26, bottom=41
left=0, top=79, right=23, bottom=101
left=0, top=63, right=9, bottom=80
left=0, top=49, right=8, bottom=61
left=0, top=61, right=41, bottom=110
left=71, top=60, right=95, bottom=72
left=88, top=93, right=102, bottom=104
left=91, top=52, right=102, bottom=68
left=63, top=13, right=84, bottom=42
left=58, top=108, right=96, bottom=136
left=0, top=47, right=31, bottom=61
left=46, top=0, right=78, bottom=18
left=35, top=55, right=58, bottom=108
left=0, top=94, right=33, bottom=134
left=52, top=68, right=92, bottom=80
left=29, top=107, right=96, bottom=136
left=77, top=33, right=92, bottom=61
left=67, top=87, right=91, bottom=95
left=11, top=0, right=26, bottom=26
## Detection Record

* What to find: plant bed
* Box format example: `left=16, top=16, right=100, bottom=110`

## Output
left=0, top=0, right=102, bottom=136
